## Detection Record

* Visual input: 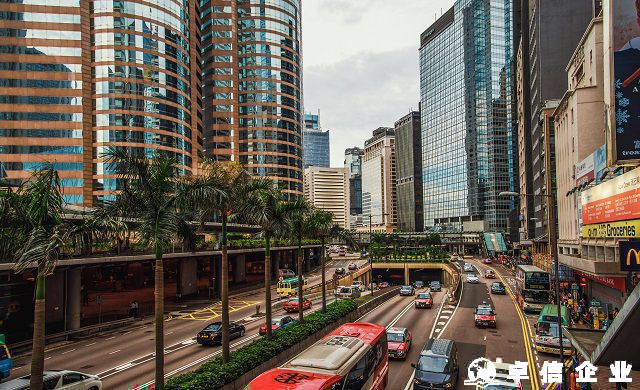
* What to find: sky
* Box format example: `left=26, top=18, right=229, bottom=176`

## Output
left=302, top=0, right=455, bottom=167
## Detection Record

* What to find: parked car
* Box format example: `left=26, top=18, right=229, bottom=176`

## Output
left=429, top=280, right=441, bottom=292
left=414, top=280, right=425, bottom=289
left=282, top=297, right=312, bottom=312
left=367, top=282, right=378, bottom=290
left=1, top=370, right=102, bottom=390
left=334, top=267, right=346, bottom=275
left=400, top=285, right=415, bottom=296
left=335, top=286, right=361, bottom=300
left=347, top=263, right=358, bottom=271
left=277, top=269, right=295, bottom=279
left=387, top=327, right=412, bottom=359
left=411, top=338, right=459, bottom=390
left=378, top=281, right=390, bottom=289
left=415, top=292, right=433, bottom=309
left=466, top=274, right=479, bottom=284
left=352, top=280, right=366, bottom=292
left=484, top=269, right=496, bottom=279
left=463, top=263, right=475, bottom=272
left=474, top=303, right=497, bottom=328
left=259, top=316, right=294, bottom=335
left=491, top=281, right=506, bottom=294
left=197, top=321, right=246, bottom=345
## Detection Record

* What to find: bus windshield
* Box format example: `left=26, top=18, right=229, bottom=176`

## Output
left=536, top=322, right=560, bottom=338
left=524, top=290, right=549, bottom=303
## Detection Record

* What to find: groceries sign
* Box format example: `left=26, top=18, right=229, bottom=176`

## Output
left=581, top=167, right=640, bottom=225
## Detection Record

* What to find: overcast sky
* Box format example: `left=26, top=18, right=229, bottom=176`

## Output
left=302, top=0, right=455, bottom=167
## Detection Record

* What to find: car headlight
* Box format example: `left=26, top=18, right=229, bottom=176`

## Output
left=414, top=378, right=421, bottom=385
left=445, top=383, right=453, bottom=389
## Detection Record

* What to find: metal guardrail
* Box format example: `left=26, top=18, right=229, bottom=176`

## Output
left=9, top=317, right=135, bottom=355
left=370, top=258, right=449, bottom=263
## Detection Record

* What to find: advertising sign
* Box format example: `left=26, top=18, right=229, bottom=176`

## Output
left=575, top=153, right=595, bottom=185
left=575, top=270, right=626, bottom=293
left=582, top=220, right=640, bottom=238
left=611, top=0, right=640, bottom=162
left=581, top=167, right=640, bottom=224
left=594, top=145, right=607, bottom=184
left=619, top=240, right=640, bottom=271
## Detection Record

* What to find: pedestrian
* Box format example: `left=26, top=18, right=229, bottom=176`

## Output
left=133, top=301, right=139, bottom=317
left=613, top=307, right=619, bottom=318
left=129, top=301, right=135, bottom=317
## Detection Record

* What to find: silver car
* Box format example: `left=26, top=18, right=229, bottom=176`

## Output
left=467, top=274, right=479, bottom=284
left=1, top=370, right=102, bottom=390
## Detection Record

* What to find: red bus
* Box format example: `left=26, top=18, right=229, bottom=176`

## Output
left=246, top=322, right=388, bottom=389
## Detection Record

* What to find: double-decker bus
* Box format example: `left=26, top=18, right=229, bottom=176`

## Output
left=515, top=265, right=551, bottom=313
left=246, top=322, right=388, bottom=389
left=277, top=276, right=308, bottom=298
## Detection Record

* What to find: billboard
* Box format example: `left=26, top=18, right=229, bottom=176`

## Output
left=582, top=220, right=640, bottom=238
left=611, top=0, right=640, bottom=162
left=619, top=240, right=640, bottom=271
left=581, top=166, right=640, bottom=224
left=575, top=153, right=595, bottom=185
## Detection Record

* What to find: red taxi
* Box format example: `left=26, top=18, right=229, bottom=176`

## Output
left=414, top=292, right=433, bottom=309
left=474, top=304, right=497, bottom=328
left=484, top=269, right=496, bottom=279
left=386, top=327, right=412, bottom=359
left=282, top=297, right=312, bottom=313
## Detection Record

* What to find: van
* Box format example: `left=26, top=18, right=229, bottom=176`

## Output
left=411, top=338, right=459, bottom=389
left=352, top=281, right=365, bottom=292
left=534, top=304, right=572, bottom=355
left=335, top=286, right=361, bottom=300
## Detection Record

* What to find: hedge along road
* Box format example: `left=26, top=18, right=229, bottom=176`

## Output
left=7, top=256, right=368, bottom=387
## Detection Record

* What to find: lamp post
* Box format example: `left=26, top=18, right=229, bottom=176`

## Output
left=499, top=190, right=564, bottom=388
left=368, top=212, right=389, bottom=298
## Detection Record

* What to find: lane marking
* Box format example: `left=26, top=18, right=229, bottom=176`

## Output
left=85, top=342, right=96, bottom=347
left=105, top=336, right=115, bottom=341
left=61, top=349, right=75, bottom=355
left=109, top=350, right=121, bottom=355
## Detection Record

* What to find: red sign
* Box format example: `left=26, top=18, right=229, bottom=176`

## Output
left=575, top=270, right=626, bottom=293
left=581, top=168, right=640, bottom=224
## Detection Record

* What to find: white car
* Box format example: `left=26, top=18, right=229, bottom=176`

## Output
left=464, top=263, right=475, bottom=272
left=351, top=281, right=366, bottom=292
left=467, top=275, right=479, bottom=284
left=1, top=370, right=102, bottom=390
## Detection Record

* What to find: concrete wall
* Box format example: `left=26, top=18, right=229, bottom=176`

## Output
left=179, top=258, right=198, bottom=297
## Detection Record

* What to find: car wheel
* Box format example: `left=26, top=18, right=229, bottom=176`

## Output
left=240, top=329, right=245, bottom=337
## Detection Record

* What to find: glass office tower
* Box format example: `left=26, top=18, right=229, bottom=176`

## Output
left=419, top=0, right=515, bottom=231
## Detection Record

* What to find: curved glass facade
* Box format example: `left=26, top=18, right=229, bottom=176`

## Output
left=201, top=0, right=303, bottom=196
left=91, top=0, right=197, bottom=202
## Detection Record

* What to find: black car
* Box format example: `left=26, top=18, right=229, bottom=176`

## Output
left=429, top=280, right=441, bottom=292
left=197, top=321, right=246, bottom=345
left=491, top=281, right=506, bottom=294
left=411, top=338, right=459, bottom=390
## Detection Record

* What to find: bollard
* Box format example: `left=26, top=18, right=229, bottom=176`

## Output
left=569, top=372, right=576, bottom=390
left=256, top=304, right=260, bottom=315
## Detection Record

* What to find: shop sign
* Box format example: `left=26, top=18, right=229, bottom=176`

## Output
left=575, top=270, right=626, bottom=293
left=581, top=167, right=640, bottom=224
left=582, top=220, right=640, bottom=238
left=590, top=299, right=601, bottom=307
left=619, top=240, right=640, bottom=271
left=571, top=283, right=579, bottom=291
left=575, top=153, right=595, bottom=185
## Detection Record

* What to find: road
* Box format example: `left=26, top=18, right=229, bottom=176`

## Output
left=8, top=255, right=367, bottom=388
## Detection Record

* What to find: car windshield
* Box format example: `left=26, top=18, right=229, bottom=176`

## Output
left=476, top=308, right=494, bottom=315
left=338, top=287, right=352, bottom=293
left=524, top=290, right=550, bottom=303
left=417, top=293, right=431, bottom=299
left=537, top=321, right=559, bottom=337
left=417, top=355, right=449, bottom=373
left=203, top=324, right=222, bottom=332
left=492, top=283, right=504, bottom=288
left=387, top=332, right=406, bottom=342
left=486, top=271, right=494, bottom=275
left=401, top=286, right=412, bottom=290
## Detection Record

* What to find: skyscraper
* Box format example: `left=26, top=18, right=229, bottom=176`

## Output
left=419, top=0, right=515, bottom=232
left=302, top=112, right=330, bottom=168
left=303, top=167, right=349, bottom=229
left=394, top=111, right=423, bottom=232
left=344, top=147, right=364, bottom=229
left=200, top=0, right=304, bottom=197
left=0, top=0, right=201, bottom=206
left=362, top=128, right=396, bottom=232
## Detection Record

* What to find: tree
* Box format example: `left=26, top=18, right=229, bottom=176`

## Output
left=104, top=148, right=199, bottom=389
left=241, top=180, right=288, bottom=340
left=306, top=209, right=334, bottom=312
left=284, top=199, right=311, bottom=323
left=189, top=160, right=249, bottom=363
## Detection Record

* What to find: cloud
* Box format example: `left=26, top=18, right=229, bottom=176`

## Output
left=304, top=46, right=420, bottom=165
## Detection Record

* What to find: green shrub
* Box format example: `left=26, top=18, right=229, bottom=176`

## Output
left=165, top=299, right=357, bottom=389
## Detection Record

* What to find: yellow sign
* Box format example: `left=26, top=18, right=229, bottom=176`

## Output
left=627, top=249, right=640, bottom=266
left=582, top=220, right=640, bottom=238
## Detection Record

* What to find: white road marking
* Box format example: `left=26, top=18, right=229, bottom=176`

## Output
left=434, top=328, right=441, bottom=333
left=440, top=315, right=450, bottom=319
left=45, top=357, right=51, bottom=360
left=386, top=300, right=415, bottom=329
left=105, top=336, right=116, bottom=341
left=85, top=342, right=96, bottom=347
left=437, top=321, right=446, bottom=326
left=166, top=331, right=174, bottom=335
left=61, top=349, right=75, bottom=355
left=109, top=349, right=121, bottom=354
left=441, top=310, right=453, bottom=314
left=484, top=336, right=487, bottom=341
left=122, top=331, right=131, bottom=336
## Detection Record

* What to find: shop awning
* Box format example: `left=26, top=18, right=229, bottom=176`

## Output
left=564, top=281, right=640, bottom=369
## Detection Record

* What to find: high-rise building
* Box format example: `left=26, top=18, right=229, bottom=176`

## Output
left=517, top=0, right=595, bottom=245
left=0, top=0, right=201, bottom=206
left=361, top=127, right=396, bottom=232
left=419, top=0, right=516, bottom=232
left=303, top=167, right=349, bottom=229
left=302, top=112, right=329, bottom=168
left=344, top=147, right=364, bottom=229
left=394, top=111, right=423, bottom=232
left=200, top=0, right=303, bottom=197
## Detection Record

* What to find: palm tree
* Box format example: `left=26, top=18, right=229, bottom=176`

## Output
left=241, top=180, right=288, bottom=340
left=104, top=148, right=199, bottom=389
left=284, top=199, right=311, bottom=323
left=306, top=209, right=334, bottom=312
left=7, top=167, right=66, bottom=389
left=189, top=160, right=249, bottom=363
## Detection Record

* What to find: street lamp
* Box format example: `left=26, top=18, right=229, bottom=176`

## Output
left=499, top=190, right=566, bottom=388
left=368, top=212, right=389, bottom=298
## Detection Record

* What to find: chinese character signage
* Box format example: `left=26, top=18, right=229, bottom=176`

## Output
left=581, top=167, right=640, bottom=224
left=619, top=240, right=640, bottom=271
left=611, top=0, right=640, bottom=162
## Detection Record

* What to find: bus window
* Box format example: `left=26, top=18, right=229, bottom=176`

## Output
left=344, top=353, right=368, bottom=389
